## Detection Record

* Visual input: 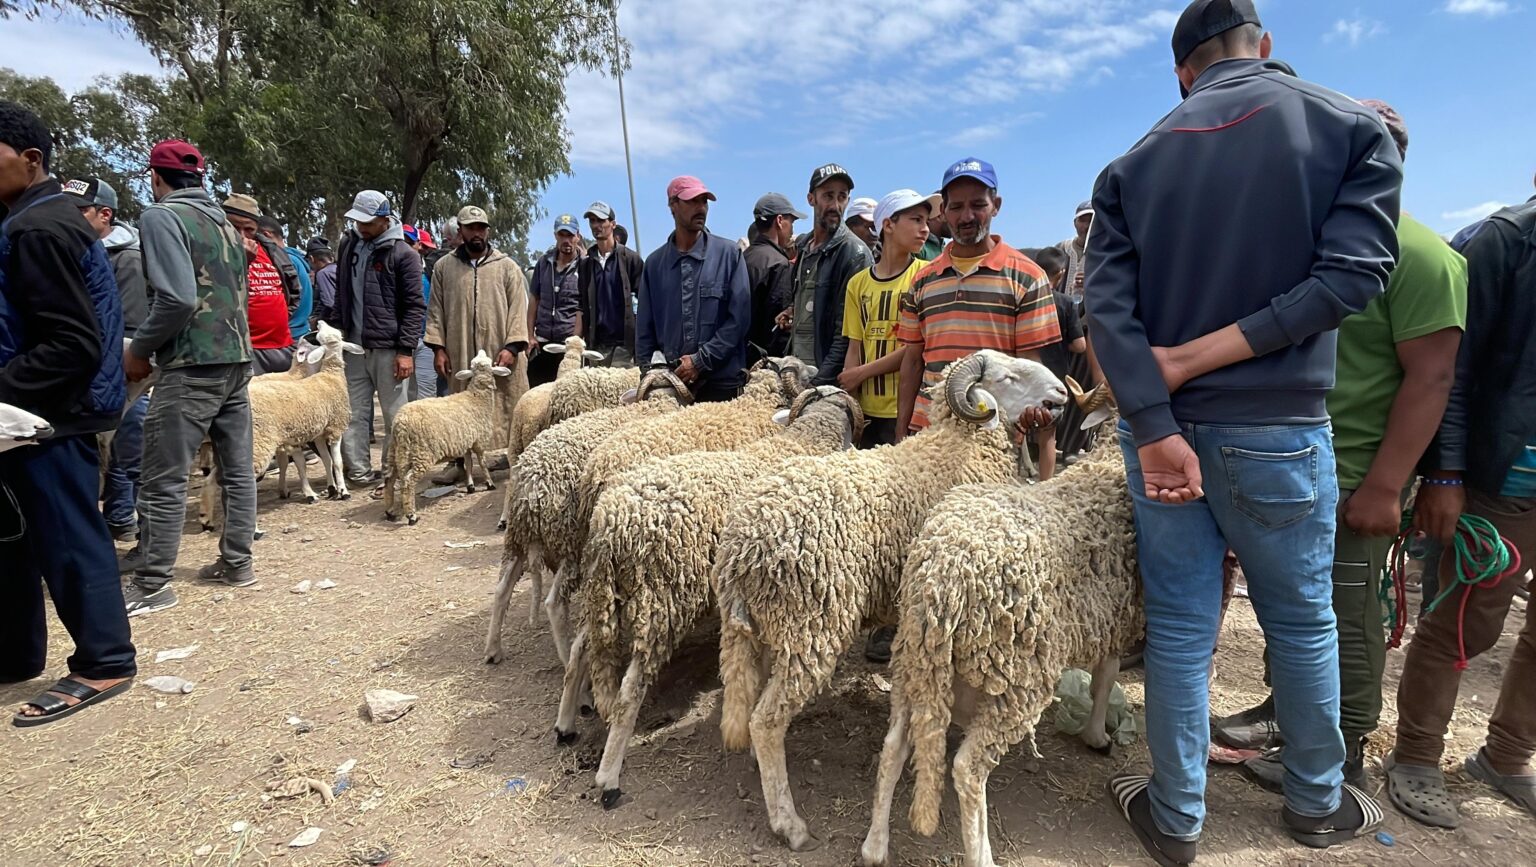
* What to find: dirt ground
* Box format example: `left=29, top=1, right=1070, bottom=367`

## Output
left=4, top=456, right=1534, bottom=867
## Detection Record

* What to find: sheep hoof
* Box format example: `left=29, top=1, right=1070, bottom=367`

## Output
left=279, top=491, right=289, bottom=500
left=200, top=522, right=214, bottom=533
left=326, top=485, right=338, bottom=497
left=1086, top=739, right=1113, bottom=757
left=555, top=728, right=578, bottom=746
left=339, top=491, right=352, bottom=501
left=253, top=529, right=265, bottom=541
left=600, top=787, right=622, bottom=810
left=787, top=830, right=823, bottom=852
left=484, top=650, right=503, bottom=665
left=466, top=484, right=477, bottom=494
left=485, top=481, right=496, bottom=491
left=305, top=494, right=319, bottom=505
left=407, top=516, right=419, bottom=526
left=496, top=520, right=507, bottom=531
left=579, top=704, right=596, bottom=719
left=384, top=511, right=396, bottom=522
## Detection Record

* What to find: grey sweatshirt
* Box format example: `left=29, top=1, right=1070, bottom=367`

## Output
left=132, top=188, right=232, bottom=360
left=103, top=223, right=147, bottom=336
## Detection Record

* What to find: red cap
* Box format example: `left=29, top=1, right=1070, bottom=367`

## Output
left=149, top=139, right=205, bottom=174
left=666, top=175, right=715, bottom=202
left=418, top=228, right=437, bottom=249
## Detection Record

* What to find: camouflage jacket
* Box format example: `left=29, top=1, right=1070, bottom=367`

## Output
left=134, top=187, right=252, bottom=369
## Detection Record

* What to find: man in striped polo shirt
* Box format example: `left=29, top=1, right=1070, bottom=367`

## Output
left=893, top=157, right=1061, bottom=472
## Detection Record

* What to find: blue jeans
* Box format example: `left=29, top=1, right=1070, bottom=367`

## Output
left=1118, top=421, right=1344, bottom=839
left=102, top=393, right=149, bottom=529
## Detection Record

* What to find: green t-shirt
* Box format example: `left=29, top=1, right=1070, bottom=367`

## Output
left=1328, top=214, right=1467, bottom=489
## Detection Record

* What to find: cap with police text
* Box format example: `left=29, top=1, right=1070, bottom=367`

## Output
left=62, top=177, right=118, bottom=210
left=753, top=192, right=806, bottom=221
left=1171, top=0, right=1262, bottom=65
left=222, top=193, right=262, bottom=221
left=345, top=190, right=392, bottom=223
left=456, top=205, right=489, bottom=226
left=553, top=214, right=580, bottom=236
left=941, top=157, right=998, bottom=193
left=583, top=201, right=615, bottom=221
left=808, top=163, right=854, bottom=194
left=149, top=139, right=206, bottom=174
left=667, top=176, right=716, bottom=202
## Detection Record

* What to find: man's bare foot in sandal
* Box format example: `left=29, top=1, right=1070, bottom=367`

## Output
left=13, top=675, right=133, bottom=728
left=1384, top=753, right=1460, bottom=828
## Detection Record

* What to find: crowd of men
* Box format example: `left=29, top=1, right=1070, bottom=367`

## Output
left=0, top=0, right=1532, bottom=861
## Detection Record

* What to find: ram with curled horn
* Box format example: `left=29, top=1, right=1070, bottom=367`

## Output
left=712, top=349, right=1067, bottom=853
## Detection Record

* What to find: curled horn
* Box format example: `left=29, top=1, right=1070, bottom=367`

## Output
left=828, top=389, right=866, bottom=438
left=943, top=354, right=995, bottom=424
left=1065, top=375, right=1114, bottom=413
left=748, top=356, right=770, bottom=374
left=637, top=368, right=693, bottom=403
left=785, top=387, right=825, bottom=423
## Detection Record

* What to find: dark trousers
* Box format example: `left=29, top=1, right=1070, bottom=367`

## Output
left=102, top=392, right=150, bottom=529
left=0, top=435, right=137, bottom=680
left=528, top=348, right=564, bottom=388
left=859, top=417, right=899, bottom=449
left=694, top=380, right=741, bottom=403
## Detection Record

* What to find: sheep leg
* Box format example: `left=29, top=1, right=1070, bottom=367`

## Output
left=594, top=655, right=648, bottom=809
left=952, top=728, right=1004, bottom=867
left=546, top=562, right=574, bottom=666
left=277, top=447, right=290, bottom=499
left=528, top=564, right=547, bottom=627
left=554, top=627, right=591, bottom=745
left=463, top=449, right=480, bottom=494
left=473, top=446, right=494, bottom=491
left=1082, top=654, right=1121, bottom=754
left=316, top=440, right=337, bottom=499
left=497, top=480, right=513, bottom=531
left=198, top=468, right=220, bottom=532
left=484, top=551, right=525, bottom=664
left=293, top=448, right=320, bottom=504
left=403, top=468, right=420, bottom=525
left=860, top=702, right=912, bottom=867
left=327, top=436, right=350, bottom=500
left=749, top=667, right=824, bottom=852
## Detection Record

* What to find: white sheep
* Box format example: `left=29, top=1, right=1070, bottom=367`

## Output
left=546, top=366, right=643, bottom=426
left=563, top=386, right=865, bottom=807
left=383, top=350, right=512, bottom=525
left=713, top=350, right=1067, bottom=852
left=483, top=368, right=693, bottom=667
left=496, top=336, right=605, bottom=530
left=860, top=444, right=1139, bottom=867
left=197, top=323, right=359, bottom=528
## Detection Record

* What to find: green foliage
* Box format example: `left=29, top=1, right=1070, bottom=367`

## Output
left=3, top=0, right=625, bottom=247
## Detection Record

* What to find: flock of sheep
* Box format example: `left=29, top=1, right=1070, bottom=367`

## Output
left=472, top=346, right=1143, bottom=867
left=132, top=322, right=1146, bottom=867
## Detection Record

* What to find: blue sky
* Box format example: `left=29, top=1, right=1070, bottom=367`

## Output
left=3, top=0, right=1532, bottom=252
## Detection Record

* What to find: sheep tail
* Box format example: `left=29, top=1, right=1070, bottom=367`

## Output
left=718, top=595, right=761, bottom=753
left=904, top=605, right=956, bottom=837
left=579, top=538, right=624, bottom=718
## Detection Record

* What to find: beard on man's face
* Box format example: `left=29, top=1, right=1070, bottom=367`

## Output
left=464, top=237, right=487, bottom=255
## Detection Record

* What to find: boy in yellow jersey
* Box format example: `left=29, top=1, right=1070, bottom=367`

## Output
left=838, top=189, right=932, bottom=447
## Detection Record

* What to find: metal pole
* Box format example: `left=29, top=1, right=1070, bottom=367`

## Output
left=613, top=2, right=640, bottom=252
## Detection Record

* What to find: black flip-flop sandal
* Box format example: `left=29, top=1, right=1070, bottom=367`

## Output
left=12, top=677, right=133, bottom=728
left=1283, top=782, right=1384, bottom=848
left=1107, top=773, right=1197, bottom=867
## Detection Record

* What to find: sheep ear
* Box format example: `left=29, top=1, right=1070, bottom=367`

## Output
left=542, top=343, right=565, bottom=355
left=491, top=366, right=512, bottom=377
left=771, top=409, right=791, bottom=427
left=583, top=351, right=604, bottom=361
left=341, top=342, right=365, bottom=355
left=454, top=369, right=473, bottom=381
left=304, top=345, right=326, bottom=364
left=619, top=388, right=639, bottom=405
left=1082, top=406, right=1115, bottom=429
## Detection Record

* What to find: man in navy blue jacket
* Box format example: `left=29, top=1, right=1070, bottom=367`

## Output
left=1085, top=2, right=1401, bottom=862
left=636, top=176, right=750, bottom=402
left=0, top=100, right=136, bottom=727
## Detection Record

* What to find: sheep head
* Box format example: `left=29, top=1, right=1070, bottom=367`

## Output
left=454, top=349, right=512, bottom=390
left=313, top=320, right=364, bottom=364
left=634, top=367, right=693, bottom=405
left=545, top=335, right=605, bottom=367
left=781, top=385, right=865, bottom=448
left=940, top=350, right=1066, bottom=428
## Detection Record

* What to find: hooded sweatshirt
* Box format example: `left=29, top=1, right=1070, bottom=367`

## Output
left=103, top=223, right=147, bottom=336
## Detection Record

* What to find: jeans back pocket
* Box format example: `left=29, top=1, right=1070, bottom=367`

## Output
left=1221, top=444, right=1319, bottom=529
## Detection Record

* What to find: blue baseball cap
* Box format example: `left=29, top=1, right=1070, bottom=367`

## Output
left=553, top=214, right=580, bottom=235
left=941, top=157, right=998, bottom=193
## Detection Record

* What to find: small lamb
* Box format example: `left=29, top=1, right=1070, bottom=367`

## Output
left=384, top=350, right=512, bottom=525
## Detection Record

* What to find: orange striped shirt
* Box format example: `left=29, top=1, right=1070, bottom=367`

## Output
left=896, top=238, right=1060, bottom=429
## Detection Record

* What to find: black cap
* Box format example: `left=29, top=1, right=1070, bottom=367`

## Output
left=1171, top=0, right=1262, bottom=66
left=808, top=163, right=854, bottom=194
left=305, top=236, right=332, bottom=257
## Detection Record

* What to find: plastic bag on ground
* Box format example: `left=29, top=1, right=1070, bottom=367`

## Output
left=1052, top=667, right=1138, bottom=746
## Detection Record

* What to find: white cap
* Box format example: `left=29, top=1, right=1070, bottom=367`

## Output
left=873, top=189, right=933, bottom=233
left=344, top=189, right=392, bottom=223
left=845, top=197, right=878, bottom=223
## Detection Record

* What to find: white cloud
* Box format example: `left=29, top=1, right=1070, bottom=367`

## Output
left=0, top=10, right=162, bottom=92
left=1325, top=18, right=1385, bottom=46
left=1445, top=0, right=1513, bottom=15
left=568, top=0, right=1183, bottom=169
left=1441, top=200, right=1511, bottom=222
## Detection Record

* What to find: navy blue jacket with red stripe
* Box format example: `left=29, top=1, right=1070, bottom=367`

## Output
left=1085, top=58, right=1403, bottom=446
